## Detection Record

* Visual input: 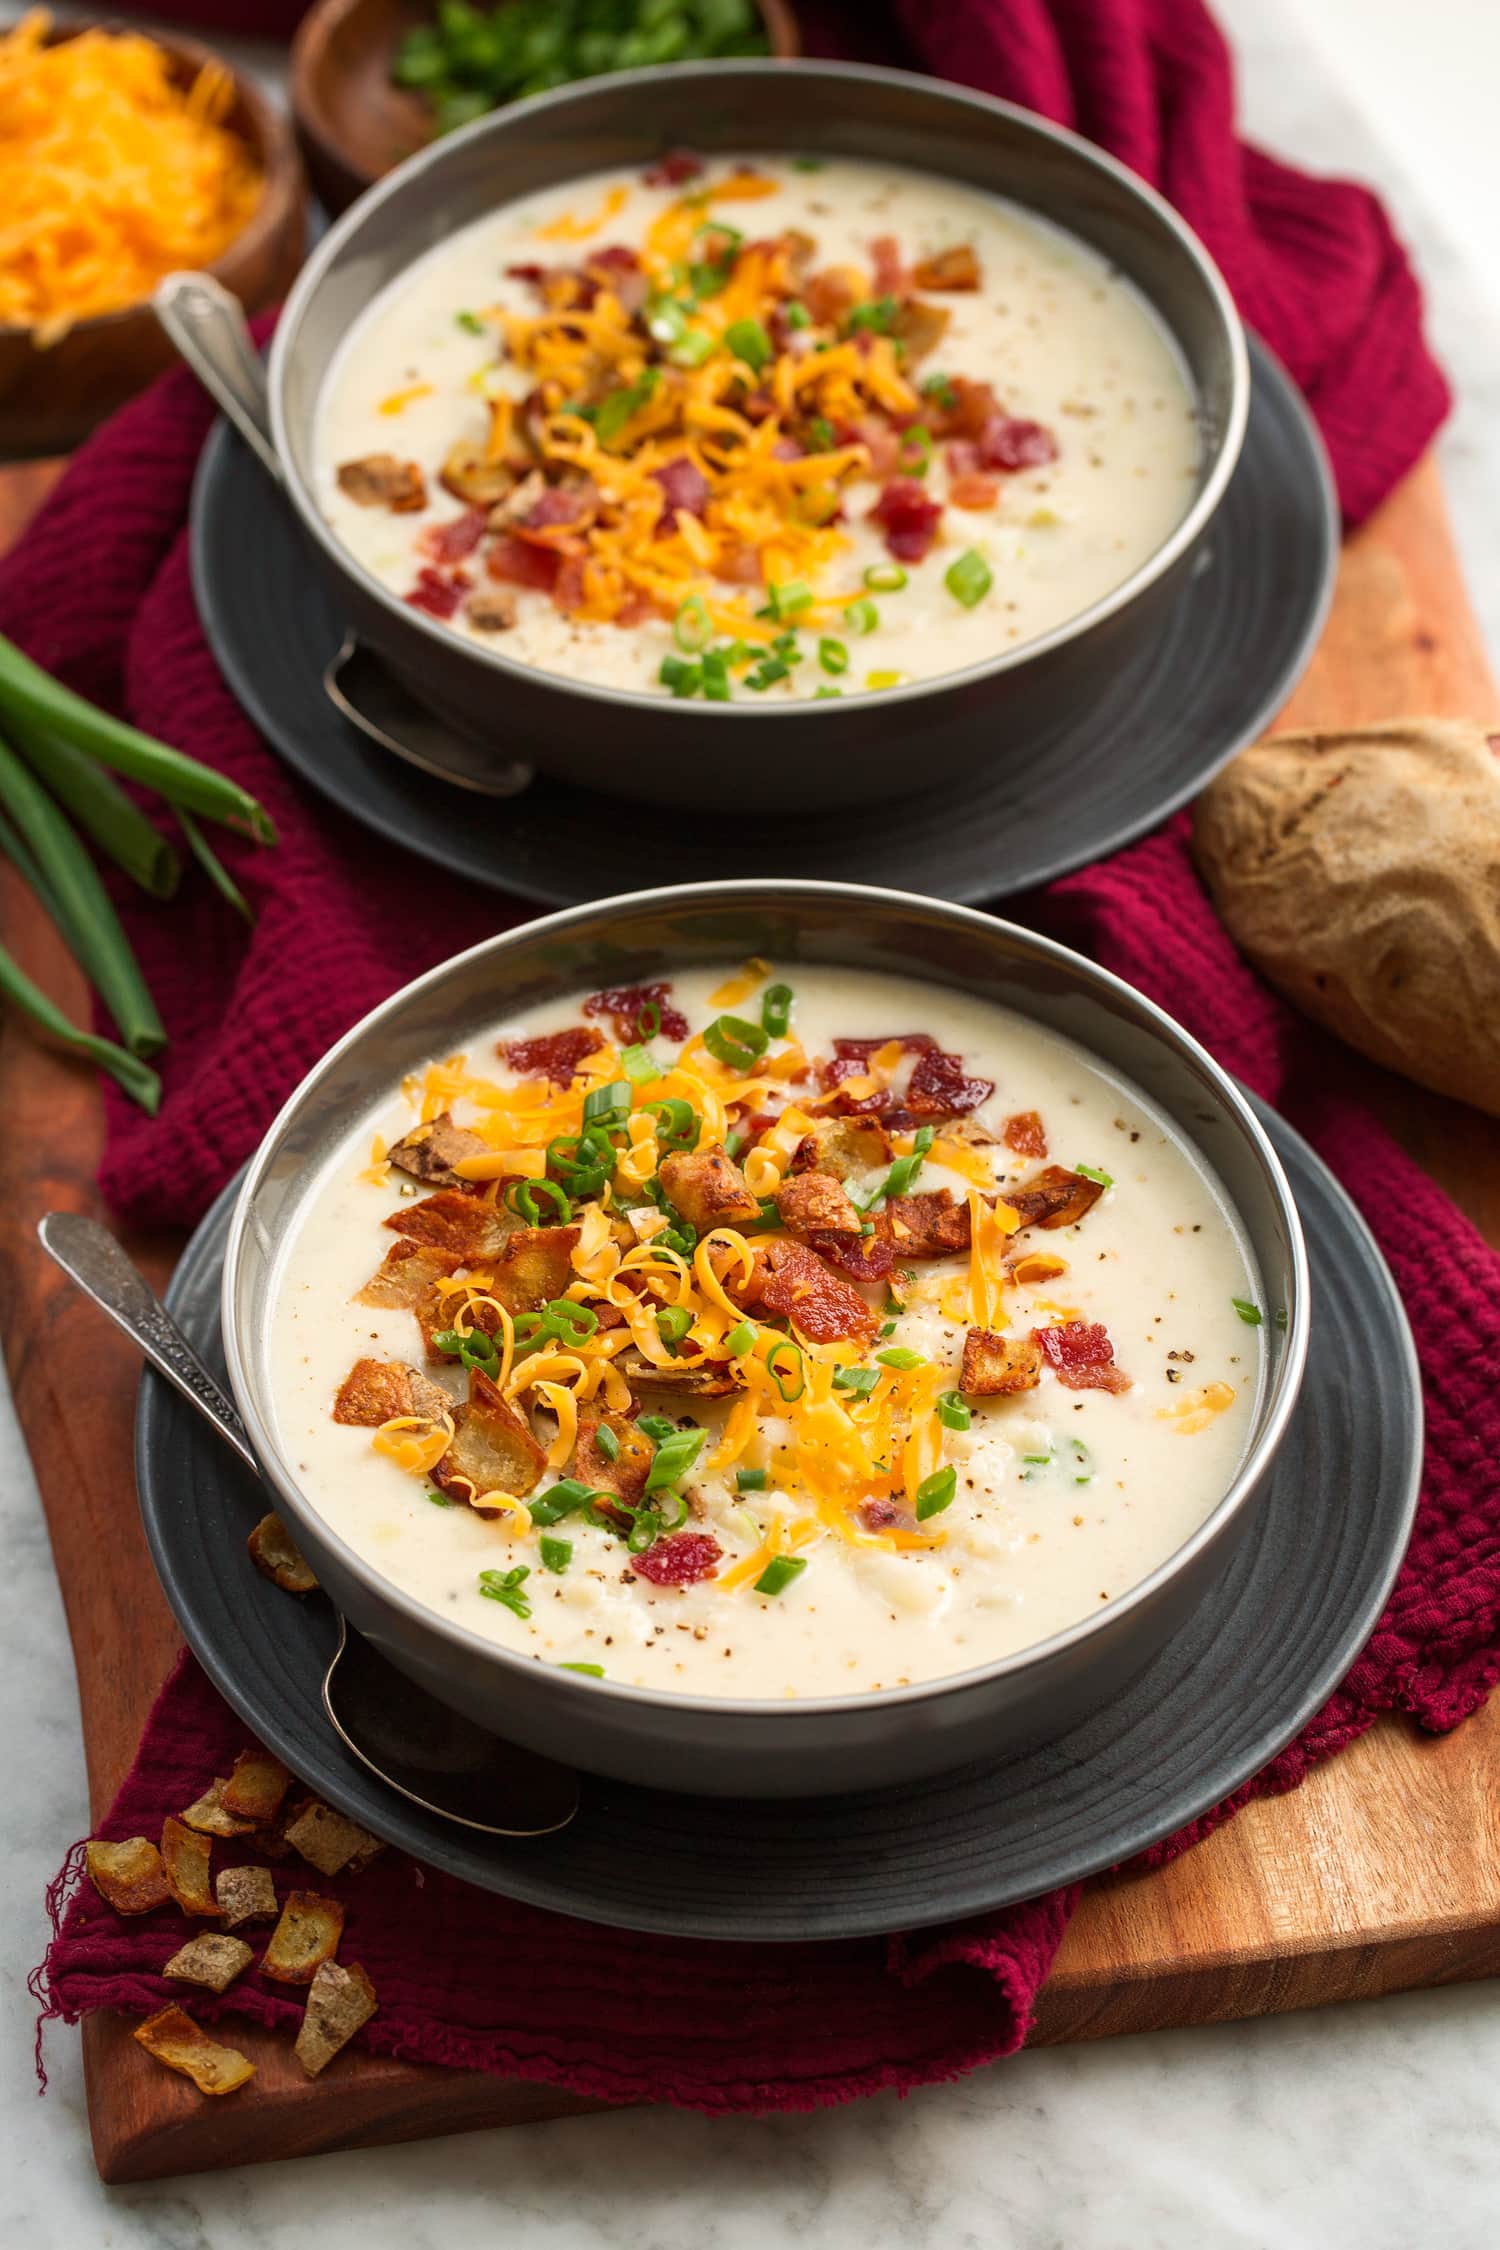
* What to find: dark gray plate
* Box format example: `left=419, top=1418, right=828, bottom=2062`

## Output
left=190, top=333, right=1335, bottom=907
left=135, top=1099, right=1419, bottom=1943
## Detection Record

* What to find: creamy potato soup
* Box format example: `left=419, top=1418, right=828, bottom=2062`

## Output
left=268, top=965, right=1265, bottom=1699
left=315, top=151, right=1200, bottom=700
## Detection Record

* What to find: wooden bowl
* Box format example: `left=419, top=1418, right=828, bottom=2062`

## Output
left=0, top=29, right=307, bottom=461
left=291, top=0, right=801, bottom=217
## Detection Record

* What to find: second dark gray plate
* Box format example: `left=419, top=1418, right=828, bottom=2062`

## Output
left=190, top=334, right=1336, bottom=907
left=134, top=1099, right=1419, bottom=1944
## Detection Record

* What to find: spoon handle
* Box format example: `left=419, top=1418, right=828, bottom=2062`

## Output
left=37, top=1211, right=262, bottom=1480
left=152, top=270, right=284, bottom=486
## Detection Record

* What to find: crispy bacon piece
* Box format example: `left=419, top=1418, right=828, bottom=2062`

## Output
left=804, top=266, right=859, bottom=326
left=849, top=413, right=901, bottom=476
left=979, top=415, right=1058, bottom=472
left=574, top=1408, right=653, bottom=1504
left=659, top=1143, right=760, bottom=1230
left=486, top=533, right=562, bottom=592
left=869, top=234, right=907, bottom=296
left=631, top=1532, right=722, bottom=1585
left=332, top=1358, right=451, bottom=1430
left=502, top=1025, right=602, bottom=1084
left=336, top=454, right=426, bottom=511
left=518, top=482, right=598, bottom=541
left=776, top=1169, right=862, bottom=1236
left=832, top=1033, right=938, bottom=1062
left=1003, top=1111, right=1048, bottom=1159
left=643, top=147, right=704, bottom=187
left=885, top=1188, right=971, bottom=1258
left=1004, top=1165, right=1105, bottom=1232
left=790, top=1115, right=893, bottom=1179
left=859, top=1496, right=918, bottom=1533
left=420, top=506, right=489, bottom=562
left=584, top=243, right=648, bottom=314
left=387, top=1110, right=491, bottom=1189
left=356, top=1238, right=462, bottom=1311
left=405, top=567, right=468, bottom=620
left=584, top=980, right=689, bottom=1043
left=1034, top=1320, right=1130, bottom=1393
left=869, top=477, right=943, bottom=563
left=808, top=1219, right=897, bottom=1282
left=384, top=1190, right=511, bottom=1262
left=433, top=1368, right=547, bottom=1502
left=746, top=1239, right=880, bottom=1346
left=904, top=1049, right=995, bottom=1118
left=652, top=453, right=711, bottom=531
left=960, top=1327, right=1042, bottom=1397
left=492, top=1224, right=580, bottom=1314
left=913, top=244, right=981, bottom=291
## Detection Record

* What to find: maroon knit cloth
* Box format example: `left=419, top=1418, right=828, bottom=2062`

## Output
left=23, top=4, right=1498, bottom=2110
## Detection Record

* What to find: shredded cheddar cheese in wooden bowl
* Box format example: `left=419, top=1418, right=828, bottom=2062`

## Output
left=0, top=11, right=263, bottom=340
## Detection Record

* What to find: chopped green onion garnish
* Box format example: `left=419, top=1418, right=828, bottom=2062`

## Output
left=818, top=637, right=849, bottom=675
left=596, top=1424, right=621, bottom=1464
left=915, top=1466, right=957, bottom=1521
left=863, top=562, right=908, bottom=593
left=883, top=1286, right=906, bottom=1315
left=807, top=415, right=835, bottom=450
left=724, top=317, right=772, bottom=372
left=945, top=549, right=993, bottom=607
left=937, top=1391, right=971, bottom=1432
left=736, top=1467, right=768, bottom=1492
left=791, top=155, right=823, bottom=171
left=703, top=1012, right=769, bottom=1070
left=643, top=1095, right=699, bottom=1151
left=1023, top=1452, right=1052, bottom=1466
left=541, top=1298, right=600, bottom=1344
left=756, top=580, right=812, bottom=623
left=700, top=647, right=731, bottom=701
left=645, top=1424, right=707, bottom=1493
left=725, top=1320, right=756, bottom=1357
left=878, top=1319, right=897, bottom=1340
left=784, top=300, right=810, bottom=330
left=1074, top=1163, right=1114, bottom=1188
left=671, top=327, right=717, bottom=368
left=431, top=1325, right=500, bottom=1377
left=844, top=597, right=878, bottom=635
left=621, top=1041, right=660, bottom=1087
left=878, top=1347, right=924, bottom=1370
left=761, top=981, right=793, bottom=1038
left=539, top=1536, right=572, bottom=1574
left=659, top=654, right=702, bottom=698
left=846, top=295, right=898, bottom=335
left=594, top=366, right=660, bottom=443
left=582, top=1079, right=632, bottom=1130
left=765, top=1338, right=805, bottom=1403
left=1232, top=1297, right=1263, bottom=1326
left=922, top=372, right=957, bottom=409
left=814, top=686, right=842, bottom=698
left=478, top=1565, right=531, bottom=1618
left=673, top=594, right=712, bottom=653
left=560, top=1662, right=605, bottom=1677
left=744, top=656, right=790, bottom=691
left=528, top=1479, right=606, bottom=1527
left=897, top=426, right=933, bottom=477
left=427, top=1487, right=452, bottom=1507
left=754, top=1555, right=808, bottom=1597
left=832, top=1365, right=880, bottom=1397
left=455, top=310, right=485, bottom=335
left=656, top=1305, right=692, bottom=1351
left=637, top=1413, right=677, bottom=1442
left=504, top=1176, right=573, bottom=1226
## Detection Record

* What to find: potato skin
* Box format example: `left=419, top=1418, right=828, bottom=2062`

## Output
left=1193, top=720, right=1500, bottom=1117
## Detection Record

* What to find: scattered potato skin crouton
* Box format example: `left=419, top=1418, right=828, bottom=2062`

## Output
left=161, top=1817, right=223, bottom=1917
left=776, top=1169, right=862, bottom=1236
left=260, top=1890, right=346, bottom=1985
left=85, top=1837, right=172, bottom=1915
left=383, top=1189, right=512, bottom=1261
left=248, top=1511, right=318, bottom=1594
left=336, top=453, right=426, bottom=511
left=433, top=1368, right=547, bottom=1502
left=886, top=1189, right=972, bottom=1258
left=912, top=243, right=981, bottom=290
left=573, top=1407, right=653, bottom=1502
left=615, top=1348, right=739, bottom=1397
left=332, top=1357, right=452, bottom=1429
left=490, top=1223, right=580, bottom=1314
left=220, top=1749, right=293, bottom=1826
left=163, top=1934, right=255, bottom=1994
left=295, top=1961, right=378, bottom=2078
left=282, top=1797, right=383, bottom=1878
left=386, top=1111, right=492, bottom=1189
left=658, top=1143, right=760, bottom=1230
left=178, top=1780, right=256, bottom=1839
left=1001, top=1166, right=1105, bottom=1232
left=355, top=1238, right=463, bottom=1310
left=215, top=1865, right=279, bottom=1927
left=789, top=1116, right=893, bottom=1179
left=960, top=1328, right=1043, bottom=1397
left=133, top=2005, right=256, bottom=2095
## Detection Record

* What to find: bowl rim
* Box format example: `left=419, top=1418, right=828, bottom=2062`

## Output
left=0, top=22, right=304, bottom=347
left=267, top=55, right=1251, bottom=722
left=221, top=877, right=1310, bottom=1723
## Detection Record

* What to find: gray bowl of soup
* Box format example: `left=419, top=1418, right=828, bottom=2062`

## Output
left=269, top=60, right=1248, bottom=811
left=221, top=882, right=1307, bottom=1798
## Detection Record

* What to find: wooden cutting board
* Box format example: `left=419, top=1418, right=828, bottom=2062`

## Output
left=3, top=452, right=1498, bottom=2185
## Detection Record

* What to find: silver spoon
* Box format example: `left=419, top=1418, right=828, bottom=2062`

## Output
left=37, top=1210, right=579, bottom=1839
left=151, top=270, right=534, bottom=801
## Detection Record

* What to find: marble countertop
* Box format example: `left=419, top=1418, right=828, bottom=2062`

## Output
left=4, top=1, right=1499, bottom=2242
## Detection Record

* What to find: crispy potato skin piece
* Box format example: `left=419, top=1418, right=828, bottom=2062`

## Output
left=161, top=1816, right=223, bottom=1917
left=215, top=1865, right=278, bottom=1926
left=886, top=1189, right=971, bottom=1258
left=164, top=1935, right=254, bottom=1994
left=133, top=2005, right=256, bottom=2094
left=574, top=1407, right=653, bottom=1503
left=912, top=244, right=981, bottom=290
left=491, top=1224, right=580, bottom=1314
left=384, top=1189, right=512, bottom=1261
left=960, top=1328, right=1043, bottom=1397
left=745, top=1239, right=879, bottom=1347
left=615, top=1348, right=739, bottom=1397
left=295, top=1960, right=378, bottom=2078
left=336, top=453, right=426, bottom=511
left=1002, top=1166, right=1105, bottom=1232
left=775, top=1169, right=862, bottom=1236
left=386, top=1111, right=492, bottom=1189
left=331, top=1358, right=451, bottom=1429
left=260, top=1890, right=346, bottom=1986
left=248, top=1510, right=317, bottom=1594
left=356, top=1238, right=462, bottom=1311
left=659, top=1144, right=760, bottom=1230
left=789, top=1116, right=893, bottom=1179
left=433, top=1368, right=547, bottom=1501
left=85, top=1837, right=172, bottom=1915
left=220, top=1749, right=293, bottom=1825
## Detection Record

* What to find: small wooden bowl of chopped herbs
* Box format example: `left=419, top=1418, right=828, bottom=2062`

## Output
left=0, top=14, right=307, bottom=460
left=291, top=0, right=799, bottom=216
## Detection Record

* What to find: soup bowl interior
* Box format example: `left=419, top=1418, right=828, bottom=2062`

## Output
left=222, top=882, right=1307, bottom=1797
left=267, top=60, right=1248, bottom=810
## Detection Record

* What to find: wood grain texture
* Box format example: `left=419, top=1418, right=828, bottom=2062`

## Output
left=1, top=449, right=1495, bottom=2182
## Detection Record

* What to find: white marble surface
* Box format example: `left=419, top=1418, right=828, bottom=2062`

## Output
left=4, top=0, right=1500, bottom=2240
